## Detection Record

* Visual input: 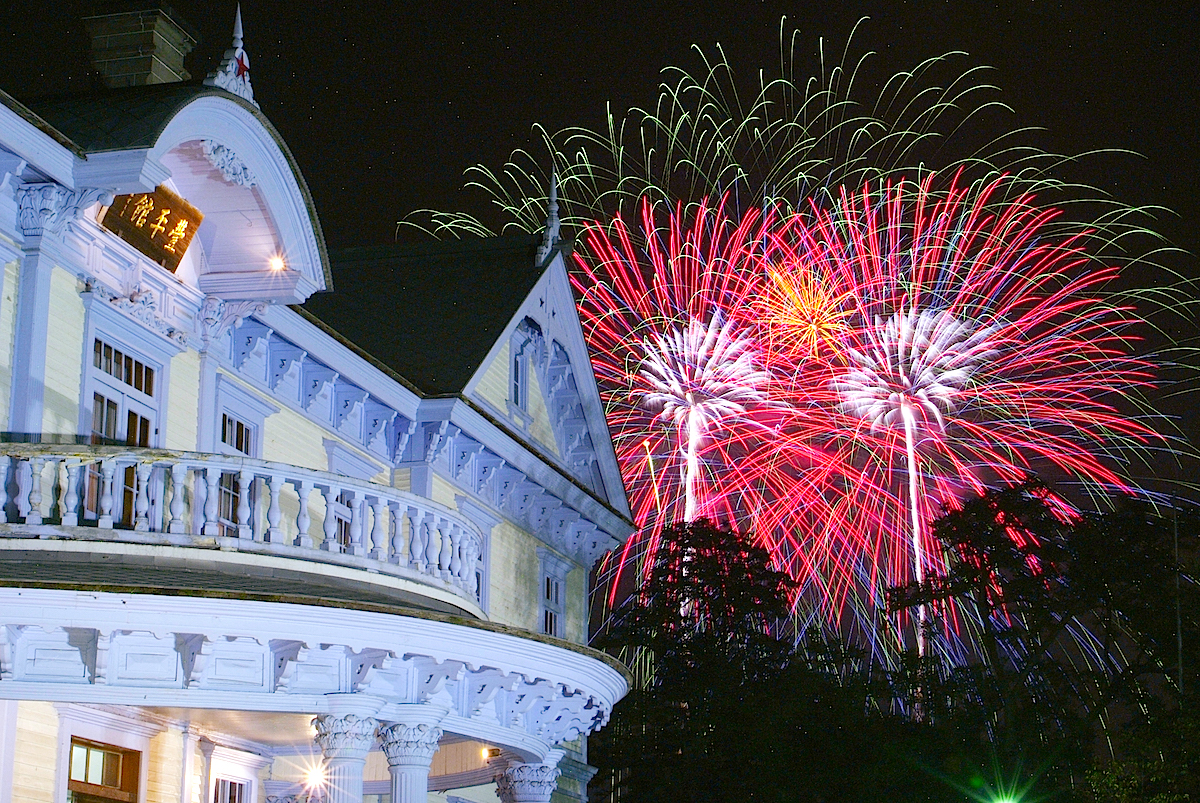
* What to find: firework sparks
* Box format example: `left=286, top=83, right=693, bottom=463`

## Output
left=746, top=174, right=1165, bottom=658
left=641, top=314, right=770, bottom=521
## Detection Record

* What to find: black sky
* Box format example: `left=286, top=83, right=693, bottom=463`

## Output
left=1, top=1, right=1197, bottom=266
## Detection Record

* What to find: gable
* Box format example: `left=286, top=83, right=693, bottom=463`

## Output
left=464, top=251, right=630, bottom=517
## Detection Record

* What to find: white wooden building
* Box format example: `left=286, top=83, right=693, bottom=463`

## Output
left=0, top=6, right=632, bottom=803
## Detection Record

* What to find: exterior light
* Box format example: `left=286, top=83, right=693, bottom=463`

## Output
left=482, top=747, right=501, bottom=759
left=269, top=256, right=285, bottom=271
left=304, top=764, right=326, bottom=789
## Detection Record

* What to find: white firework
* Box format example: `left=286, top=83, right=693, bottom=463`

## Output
left=640, top=314, right=771, bottom=521
left=832, top=308, right=998, bottom=655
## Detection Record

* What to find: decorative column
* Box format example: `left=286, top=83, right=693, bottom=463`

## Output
left=378, top=706, right=445, bottom=803
left=495, top=751, right=563, bottom=803
left=312, top=713, right=378, bottom=803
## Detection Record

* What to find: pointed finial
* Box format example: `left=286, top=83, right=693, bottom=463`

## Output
left=204, top=3, right=258, bottom=107
left=536, top=170, right=561, bottom=265
left=232, top=4, right=244, bottom=48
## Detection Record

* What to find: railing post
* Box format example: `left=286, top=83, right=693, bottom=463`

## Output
left=369, top=496, right=389, bottom=561
left=0, top=455, right=11, bottom=523
left=461, top=531, right=481, bottom=597
left=389, top=503, right=405, bottom=565
left=294, top=479, right=313, bottom=548
left=25, top=457, right=45, bottom=525
left=266, top=474, right=284, bottom=543
left=436, top=518, right=452, bottom=581
left=427, top=517, right=444, bottom=578
left=236, top=469, right=253, bottom=540
left=408, top=508, right=427, bottom=571
left=346, top=489, right=364, bottom=556
left=448, top=526, right=463, bottom=587
left=98, top=459, right=116, bottom=529
left=168, top=462, right=188, bottom=534
left=134, top=461, right=152, bottom=531
left=321, top=484, right=340, bottom=553
left=203, top=467, right=221, bottom=536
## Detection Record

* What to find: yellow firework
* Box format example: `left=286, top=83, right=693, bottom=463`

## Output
left=760, top=265, right=853, bottom=359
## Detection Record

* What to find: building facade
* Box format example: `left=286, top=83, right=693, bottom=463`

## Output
left=0, top=6, right=632, bottom=803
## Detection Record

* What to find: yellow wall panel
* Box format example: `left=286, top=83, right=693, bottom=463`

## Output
left=488, top=520, right=540, bottom=630
left=0, top=259, right=19, bottom=426
left=164, top=348, right=201, bottom=450
left=11, top=700, right=58, bottom=803
left=146, top=727, right=183, bottom=803
left=474, top=340, right=510, bottom=414
left=527, top=370, right=558, bottom=457
left=41, top=267, right=84, bottom=438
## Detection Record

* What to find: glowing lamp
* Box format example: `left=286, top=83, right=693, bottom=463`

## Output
left=269, top=256, right=286, bottom=271
left=482, top=747, right=501, bottom=760
left=304, top=764, right=325, bottom=789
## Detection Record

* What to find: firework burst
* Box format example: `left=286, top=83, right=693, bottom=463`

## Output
left=744, top=174, right=1166, bottom=658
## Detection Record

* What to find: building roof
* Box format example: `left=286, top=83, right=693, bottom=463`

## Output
left=304, top=235, right=548, bottom=397
left=23, top=81, right=237, bottom=153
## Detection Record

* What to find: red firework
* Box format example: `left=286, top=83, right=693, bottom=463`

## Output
left=740, top=174, right=1161, bottom=653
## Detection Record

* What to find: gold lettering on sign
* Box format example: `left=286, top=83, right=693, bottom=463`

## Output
left=101, top=186, right=203, bottom=273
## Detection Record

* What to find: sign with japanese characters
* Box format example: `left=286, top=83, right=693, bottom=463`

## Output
left=100, top=186, right=204, bottom=273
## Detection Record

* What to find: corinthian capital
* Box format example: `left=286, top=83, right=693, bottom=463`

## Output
left=312, top=713, right=378, bottom=759
left=379, top=721, right=443, bottom=767
left=18, top=183, right=113, bottom=238
left=495, top=762, right=562, bottom=803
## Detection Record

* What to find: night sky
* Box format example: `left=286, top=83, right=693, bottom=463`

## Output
left=1, top=1, right=1196, bottom=266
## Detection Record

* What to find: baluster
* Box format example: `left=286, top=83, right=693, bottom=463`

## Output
left=448, top=525, right=463, bottom=587
left=294, top=479, right=313, bottom=548
left=428, top=517, right=445, bottom=577
left=0, top=455, right=11, bottom=523
left=151, top=465, right=167, bottom=532
left=320, top=484, right=340, bottom=552
left=408, top=507, right=427, bottom=570
left=236, top=469, right=253, bottom=540
left=98, top=459, right=116, bottom=529
left=44, top=458, right=62, bottom=522
left=388, top=503, right=404, bottom=564
left=168, top=463, right=188, bottom=534
left=203, top=467, right=221, bottom=536
left=133, top=461, right=152, bottom=531
left=369, top=497, right=388, bottom=561
left=345, top=490, right=363, bottom=556
left=266, top=475, right=284, bottom=543
left=462, top=532, right=481, bottom=598
left=25, top=457, right=44, bottom=525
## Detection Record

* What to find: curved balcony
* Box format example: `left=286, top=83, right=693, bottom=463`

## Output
left=0, top=443, right=485, bottom=616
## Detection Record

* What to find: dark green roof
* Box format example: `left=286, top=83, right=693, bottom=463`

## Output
left=0, top=88, right=86, bottom=157
left=305, top=235, right=546, bottom=396
left=23, top=81, right=232, bottom=153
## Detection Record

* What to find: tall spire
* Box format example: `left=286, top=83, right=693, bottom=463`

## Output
left=204, top=4, right=258, bottom=108
left=536, top=171, right=561, bottom=266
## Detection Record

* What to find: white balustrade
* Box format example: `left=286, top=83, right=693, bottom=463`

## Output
left=0, top=446, right=485, bottom=602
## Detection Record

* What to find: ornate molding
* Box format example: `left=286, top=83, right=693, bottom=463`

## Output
left=496, top=762, right=562, bottom=803
left=379, top=722, right=443, bottom=767
left=201, top=140, right=257, bottom=188
left=18, top=184, right=114, bottom=238
left=203, top=6, right=258, bottom=108
left=85, top=279, right=189, bottom=347
left=197, top=295, right=267, bottom=349
left=313, top=713, right=378, bottom=759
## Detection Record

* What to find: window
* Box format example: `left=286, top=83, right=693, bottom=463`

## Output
left=67, top=738, right=139, bottom=803
left=537, top=547, right=571, bottom=639
left=508, top=318, right=543, bottom=427
left=542, top=574, right=562, bottom=637
left=214, top=778, right=247, bottom=803
left=217, top=412, right=256, bottom=537
left=84, top=336, right=160, bottom=526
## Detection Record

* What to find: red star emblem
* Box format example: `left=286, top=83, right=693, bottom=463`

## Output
left=234, top=52, right=250, bottom=79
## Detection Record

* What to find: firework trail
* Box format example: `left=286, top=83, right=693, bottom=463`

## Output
left=573, top=197, right=792, bottom=599
left=742, top=173, right=1166, bottom=658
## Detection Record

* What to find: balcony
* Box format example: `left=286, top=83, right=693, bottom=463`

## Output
left=0, top=443, right=486, bottom=616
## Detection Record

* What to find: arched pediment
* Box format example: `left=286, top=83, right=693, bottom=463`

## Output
left=148, top=92, right=331, bottom=303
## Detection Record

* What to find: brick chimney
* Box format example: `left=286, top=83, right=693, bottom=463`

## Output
left=83, top=3, right=198, bottom=88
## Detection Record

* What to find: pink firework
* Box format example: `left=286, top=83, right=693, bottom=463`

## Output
left=743, top=174, right=1162, bottom=655
left=572, top=197, right=792, bottom=600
